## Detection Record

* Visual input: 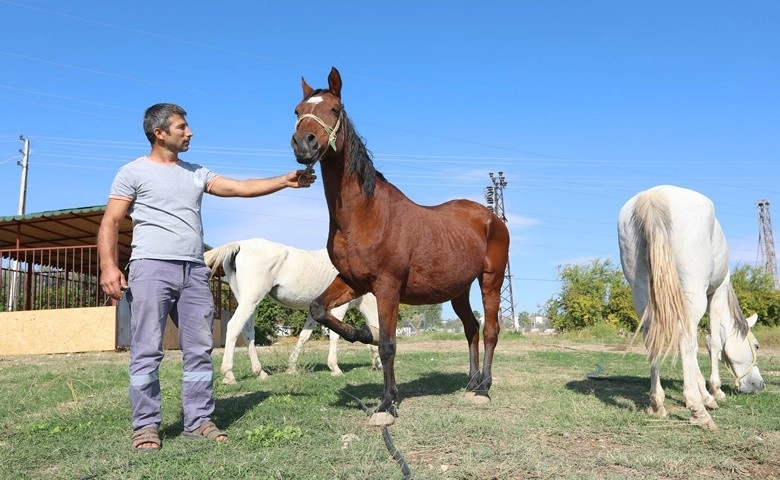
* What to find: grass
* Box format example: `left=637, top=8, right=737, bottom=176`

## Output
left=1, top=331, right=779, bottom=479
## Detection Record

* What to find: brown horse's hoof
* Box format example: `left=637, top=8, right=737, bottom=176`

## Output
left=368, top=412, right=395, bottom=426
left=464, top=391, right=491, bottom=404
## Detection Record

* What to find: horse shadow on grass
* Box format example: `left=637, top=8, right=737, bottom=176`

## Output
left=565, top=374, right=685, bottom=413
left=198, top=368, right=467, bottom=432
left=331, top=370, right=469, bottom=411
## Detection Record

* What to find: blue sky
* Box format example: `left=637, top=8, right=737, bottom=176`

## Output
left=1, top=1, right=778, bottom=320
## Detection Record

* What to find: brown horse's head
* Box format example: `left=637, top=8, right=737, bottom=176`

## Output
left=291, top=67, right=344, bottom=167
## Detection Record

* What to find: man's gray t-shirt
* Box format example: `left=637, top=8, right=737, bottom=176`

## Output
left=109, top=157, right=219, bottom=264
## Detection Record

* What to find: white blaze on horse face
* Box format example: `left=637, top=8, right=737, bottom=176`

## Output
left=306, top=96, right=324, bottom=105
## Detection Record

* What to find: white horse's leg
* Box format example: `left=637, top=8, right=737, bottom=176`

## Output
left=242, top=316, right=268, bottom=380
left=221, top=303, right=257, bottom=385
left=647, top=358, right=667, bottom=417
left=327, top=328, right=343, bottom=376
left=287, top=315, right=317, bottom=374
left=325, top=303, right=351, bottom=376
left=679, top=326, right=717, bottom=430
left=357, top=293, right=382, bottom=370
left=706, top=285, right=729, bottom=400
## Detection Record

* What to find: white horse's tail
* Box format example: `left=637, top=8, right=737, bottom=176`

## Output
left=633, top=191, right=690, bottom=363
left=204, top=242, right=242, bottom=279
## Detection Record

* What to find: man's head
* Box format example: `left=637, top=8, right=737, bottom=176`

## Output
left=143, top=103, right=188, bottom=144
left=143, top=103, right=192, bottom=153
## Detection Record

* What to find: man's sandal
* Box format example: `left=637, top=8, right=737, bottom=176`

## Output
left=132, top=426, right=161, bottom=451
left=182, top=420, right=228, bottom=443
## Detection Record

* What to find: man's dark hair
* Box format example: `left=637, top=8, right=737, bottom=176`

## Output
left=143, top=103, right=187, bottom=144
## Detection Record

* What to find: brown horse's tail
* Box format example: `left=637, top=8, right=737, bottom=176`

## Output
left=632, top=191, right=690, bottom=363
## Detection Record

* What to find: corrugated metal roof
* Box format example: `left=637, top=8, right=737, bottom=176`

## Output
left=0, top=205, right=133, bottom=267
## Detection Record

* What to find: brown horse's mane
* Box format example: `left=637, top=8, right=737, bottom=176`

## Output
left=304, top=88, right=385, bottom=197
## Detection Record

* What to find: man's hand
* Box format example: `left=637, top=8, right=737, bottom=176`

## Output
left=100, top=266, right=128, bottom=301
left=290, top=167, right=316, bottom=188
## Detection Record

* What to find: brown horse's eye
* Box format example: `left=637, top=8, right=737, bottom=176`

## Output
left=332, top=108, right=341, bottom=116
left=294, top=109, right=299, bottom=116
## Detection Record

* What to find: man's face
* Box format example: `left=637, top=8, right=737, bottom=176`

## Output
left=156, top=114, right=192, bottom=153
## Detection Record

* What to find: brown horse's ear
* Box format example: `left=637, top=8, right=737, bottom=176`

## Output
left=301, top=77, right=313, bottom=98
left=328, top=67, right=342, bottom=99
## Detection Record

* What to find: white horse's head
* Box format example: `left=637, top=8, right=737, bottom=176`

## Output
left=716, top=314, right=766, bottom=393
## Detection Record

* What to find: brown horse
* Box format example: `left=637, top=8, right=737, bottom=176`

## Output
left=290, top=67, right=510, bottom=426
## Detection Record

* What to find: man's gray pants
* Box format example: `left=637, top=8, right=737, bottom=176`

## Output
left=126, top=259, right=215, bottom=432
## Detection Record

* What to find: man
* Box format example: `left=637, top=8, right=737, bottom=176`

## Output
left=98, top=103, right=315, bottom=451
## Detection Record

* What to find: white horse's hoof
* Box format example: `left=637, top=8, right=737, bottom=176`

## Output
left=646, top=405, right=667, bottom=417
left=222, top=374, right=237, bottom=385
left=368, top=412, right=395, bottom=426
left=464, top=391, right=491, bottom=404
left=330, top=370, right=344, bottom=377
left=690, top=416, right=718, bottom=431
left=255, top=370, right=269, bottom=380
left=711, top=389, right=726, bottom=401
left=703, top=398, right=719, bottom=410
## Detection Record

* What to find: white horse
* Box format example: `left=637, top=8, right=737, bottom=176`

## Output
left=617, top=185, right=765, bottom=430
left=205, top=238, right=380, bottom=385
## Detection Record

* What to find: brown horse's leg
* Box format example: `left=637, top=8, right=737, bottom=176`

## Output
left=310, top=275, right=374, bottom=345
left=475, top=222, right=509, bottom=401
left=369, top=292, right=400, bottom=426
left=479, top=271, right=502, bottom=398
left=451, top=290, right=483, bottom=395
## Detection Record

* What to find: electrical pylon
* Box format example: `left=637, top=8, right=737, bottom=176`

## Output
left=756, top=199, right=779, bottom=289
left=484, top=172, right=517, bottom=331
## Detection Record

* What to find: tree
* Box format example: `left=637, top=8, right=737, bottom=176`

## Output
left=398, top=303, right=443, bottom=332
left=544, top=258, right=637, bottom=332
left=731, top=263, right=780, bottom=327
left=253, top=297, right=308, bottom=345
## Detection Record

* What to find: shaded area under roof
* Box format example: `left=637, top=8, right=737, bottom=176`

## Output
left=0, top=206, right=133, bottom=269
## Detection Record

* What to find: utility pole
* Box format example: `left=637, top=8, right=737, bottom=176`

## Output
left=7, top=136, right=30, bottom=311
left=17, top=135, right=30, bottom=215
left=756, top=199, right=779, bottom=289
left=484, top=172, right=517, bottom=331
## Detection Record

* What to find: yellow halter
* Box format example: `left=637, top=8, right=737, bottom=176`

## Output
left=725, top=331, right=758, bottom=388
left=295, top=111, right=342, bottom=153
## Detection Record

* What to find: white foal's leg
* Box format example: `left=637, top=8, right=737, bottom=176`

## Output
left=242, top=316, right=268, bottom=380
left=287, top=315, right=317, bottom=374
left=647, top=358, right=667, bottom=417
